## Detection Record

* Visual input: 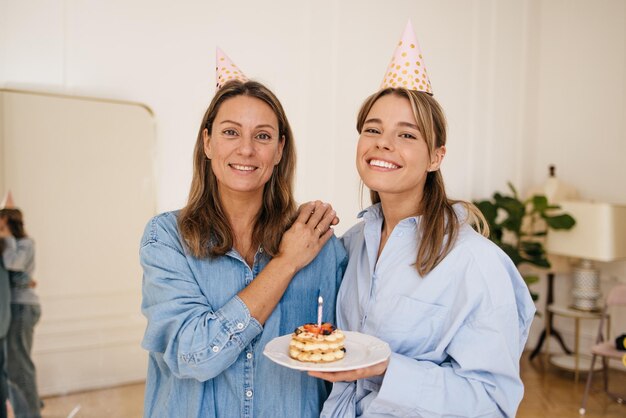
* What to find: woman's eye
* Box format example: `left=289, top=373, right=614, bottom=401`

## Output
left=364, top=128, right=380, bottom=134
left=223, top=129, right=238, bottom=136
left=400, top=133, right=417, bottom=140
left=256, top=133, right=272, bottom=140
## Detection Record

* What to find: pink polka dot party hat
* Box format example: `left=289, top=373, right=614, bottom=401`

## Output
left=215, top=47, right=249, bottom=89
left=380, top=20, right=432, bottom=95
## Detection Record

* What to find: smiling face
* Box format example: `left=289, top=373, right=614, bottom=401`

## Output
left=203, top=95, right=284, bottom=201
left=356, top=93, right=445, bottom=205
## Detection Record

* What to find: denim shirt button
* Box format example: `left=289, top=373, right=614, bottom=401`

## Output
left=212, top=346, right=220, bottom=352
left=236, top=322, right=244, bottom=330
left=246, top=352, right=253, bottom=359
left=245, top=390, right=253, bottom=398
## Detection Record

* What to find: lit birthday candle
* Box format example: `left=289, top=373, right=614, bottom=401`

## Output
left=317, top=296, right=323, bottom=331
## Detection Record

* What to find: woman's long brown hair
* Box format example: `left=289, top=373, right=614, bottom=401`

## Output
left=0, top=208, right=27, bottom=239
left=178, top=80, right=296, bottom=258
left=356, top=88, right=488, bottom=276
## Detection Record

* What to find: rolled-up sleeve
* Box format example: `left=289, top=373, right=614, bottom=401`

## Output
left=140, top=217, right=262, bottom=382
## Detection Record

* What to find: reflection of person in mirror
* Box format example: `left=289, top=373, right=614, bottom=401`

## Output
left=309, top=23, right=535, bottom=418
left=1, top=238, right=11, bottom=418
left=140, top=75, right=347, bottom=417
left=0, top=207, right=42, bottom=418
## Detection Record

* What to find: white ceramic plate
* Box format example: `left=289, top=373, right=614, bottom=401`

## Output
left=263, top=330, right=391, bottom=372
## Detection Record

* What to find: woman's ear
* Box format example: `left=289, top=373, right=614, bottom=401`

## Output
left=428, top=146, right=446, bottom=172
left=203, top=128, right=212, bottom=159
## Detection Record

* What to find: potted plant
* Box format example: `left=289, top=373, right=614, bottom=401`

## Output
left=473, top=183, right=576, bottom=301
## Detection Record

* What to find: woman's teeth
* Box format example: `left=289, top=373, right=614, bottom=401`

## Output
left=369, top=159, right=398, bottom=169
left=231, top=164, right=255, bottom=171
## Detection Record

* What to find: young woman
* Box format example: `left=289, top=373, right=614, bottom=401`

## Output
left=311, top=87, right=535, bottom=418
left=0, top=207, right=41, bottom=418
left=140, top=78, right=347, bottom=418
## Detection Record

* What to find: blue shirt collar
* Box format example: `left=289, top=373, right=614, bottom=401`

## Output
left=357, top=202, right=470, bottom=228
left=357, top=203, right=420, bottom=228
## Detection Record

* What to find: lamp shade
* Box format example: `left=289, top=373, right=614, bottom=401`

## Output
left=547, top=201, right=626, bottom=262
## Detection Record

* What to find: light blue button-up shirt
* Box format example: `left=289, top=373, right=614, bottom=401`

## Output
left=140, top=211, right=347, bottom=418
left=321, top=204, right=535, bottom=418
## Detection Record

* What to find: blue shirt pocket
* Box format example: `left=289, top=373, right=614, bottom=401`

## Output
left=375, top=295, right=448, bottom=358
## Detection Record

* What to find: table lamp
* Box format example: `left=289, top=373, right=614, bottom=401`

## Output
left=547, top=201, right=626, bottom=311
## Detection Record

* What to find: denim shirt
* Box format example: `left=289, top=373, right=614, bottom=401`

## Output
left=321, top=204, right=535, bottom=418
left=140, top=211, right=347, bottom=418
left=0, top=258, right=9, bottom=337
left=1, top=237, right=38, bottom=305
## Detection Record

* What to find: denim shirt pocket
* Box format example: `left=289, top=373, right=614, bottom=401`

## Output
left=376, top=295, right=448, bottom=358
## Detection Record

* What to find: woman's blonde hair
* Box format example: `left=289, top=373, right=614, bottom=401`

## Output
left=178, top=80, right=296, bottom=258
left=356, top=88, right=488, bottom=276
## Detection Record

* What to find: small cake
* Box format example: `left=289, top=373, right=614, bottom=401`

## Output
left=289, top=323, right=346, bottom=363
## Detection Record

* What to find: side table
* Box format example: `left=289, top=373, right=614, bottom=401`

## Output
left=530, top=273, right=573, bottom=359
left=546, top=304, right=609, bottom=383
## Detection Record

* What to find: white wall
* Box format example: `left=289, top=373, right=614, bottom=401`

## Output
left=0, top=0, right=537, bottom=221
left=1, top=0, right=626, bottom=391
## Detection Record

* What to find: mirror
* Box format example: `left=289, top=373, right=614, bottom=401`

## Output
left=0, top=89, right=155, bottom=404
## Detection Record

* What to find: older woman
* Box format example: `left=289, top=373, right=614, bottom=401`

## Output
left=140, top=77, right=347, bottom=418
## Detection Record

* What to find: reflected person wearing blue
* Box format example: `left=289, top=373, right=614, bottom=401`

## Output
left=0, top=207, right=41, bottom=418
left=0, top=239, right=9, bottom=418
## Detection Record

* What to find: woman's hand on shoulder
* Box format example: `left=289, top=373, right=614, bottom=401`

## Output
left=308, top=359, right=389, bottom=382
left=275, top=201, right=338, bottom=271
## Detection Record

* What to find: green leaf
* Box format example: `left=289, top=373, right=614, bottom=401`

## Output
left=507, top=182, right=519, bottom=199
left=523, top=275, right=540, bottom=285
left=521, top=243, right=545, bottom=258
left=491, top=226, right=503, bottom=244
left=495, top=196, right=524, bottom=213
left=474, top=200, right=497, bottom=224
left=532, top=195, right=548, bottom=212
left=521, top=257, right=551, bottom=268
left=543, top=214, right=576, bottom=229
left=500, top=243, right=524, bottom=266
left=495, top=196, right=525, bottom=233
